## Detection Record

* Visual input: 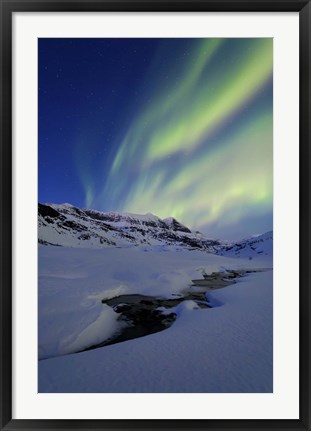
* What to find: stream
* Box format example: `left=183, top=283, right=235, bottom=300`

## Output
left=81, top=268, right=266, bottom=352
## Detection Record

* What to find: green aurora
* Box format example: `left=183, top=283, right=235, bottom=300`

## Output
left=95, top=39, right=273, bottom=239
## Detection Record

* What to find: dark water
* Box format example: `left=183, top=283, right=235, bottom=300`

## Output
left=81, top=268, right=267, bottom=352
left=82, top=291, right=210, bottom=352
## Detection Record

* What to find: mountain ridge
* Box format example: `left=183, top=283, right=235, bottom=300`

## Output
left=38, top=203, right=220, bottom=251
left=38, top=202, right=272, bottom=256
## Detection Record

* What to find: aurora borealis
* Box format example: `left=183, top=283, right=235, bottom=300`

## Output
left=39, top=38, right=273, bottom=240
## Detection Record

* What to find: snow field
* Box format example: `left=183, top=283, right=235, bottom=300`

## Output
left=38, top=245, right=272, bottom=392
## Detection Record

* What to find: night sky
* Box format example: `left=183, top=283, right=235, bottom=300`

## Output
left=39, top=38, right=273, bottom=240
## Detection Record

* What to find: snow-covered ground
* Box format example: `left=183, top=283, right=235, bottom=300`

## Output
left=38, top=244, right=272, bottom=392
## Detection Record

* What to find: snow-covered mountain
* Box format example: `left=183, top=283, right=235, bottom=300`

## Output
left=38, top=203, right=221, bottom=251
left=38, top=203, right=273, bottom=256
left=217, top=231, right=273, bottom=258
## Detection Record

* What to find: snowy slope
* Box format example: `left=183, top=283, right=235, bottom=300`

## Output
left=38, top=203, right=221, bottom=251
left=39, top=245, right=258, bottom=360
left=38, top=244, right=272, bottom=393
left=217, top=231, right=273, bottom=258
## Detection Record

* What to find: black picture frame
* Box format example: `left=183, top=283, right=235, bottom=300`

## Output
left=1, top=0, right=310, bottom=430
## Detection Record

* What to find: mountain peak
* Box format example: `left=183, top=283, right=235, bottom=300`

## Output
left=163, top=217, right=191, bottom=233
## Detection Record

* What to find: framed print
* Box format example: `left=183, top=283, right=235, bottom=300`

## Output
left=1, top=0, right=310, bottom=430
